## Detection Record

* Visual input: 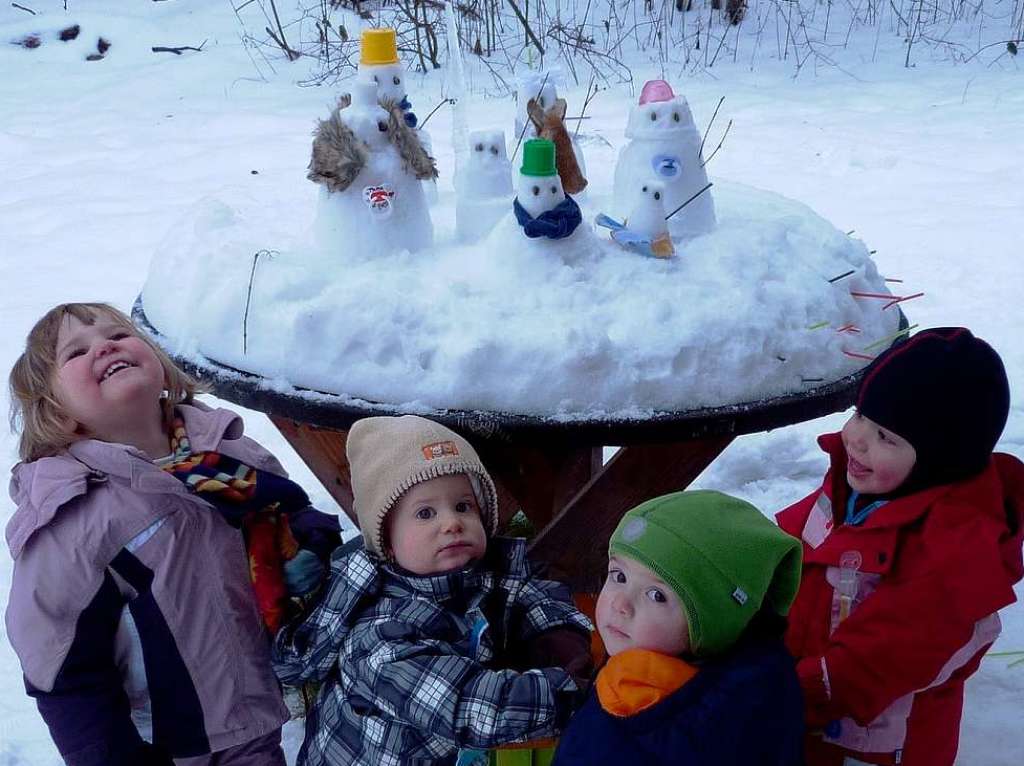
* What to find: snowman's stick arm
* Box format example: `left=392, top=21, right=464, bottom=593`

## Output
left=574, top=75, right=599, bottom=139
left=418, top=97, right=455, bottom=131
left=699, top=97, right=726, bottom=160
left=701, top=119, right=733, bottom=169
left=664, top=182, right=714, bottom=221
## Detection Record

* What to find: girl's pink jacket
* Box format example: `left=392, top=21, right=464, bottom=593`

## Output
left=5, top=402, right=290, bottom=764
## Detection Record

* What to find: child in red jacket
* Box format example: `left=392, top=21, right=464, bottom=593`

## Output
left=777, top=327, right=1024, bottom=766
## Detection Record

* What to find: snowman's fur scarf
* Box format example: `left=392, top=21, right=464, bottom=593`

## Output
left=307, top=94, right=437, bottom=193
left=384, top=99, right=438, bottom=181
left=308, top=94, right=364, bottom=193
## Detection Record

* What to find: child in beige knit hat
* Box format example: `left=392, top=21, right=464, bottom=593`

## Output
left=273, top=415, right=593, bottom=766
left=347, top=413, right=499, bottom=574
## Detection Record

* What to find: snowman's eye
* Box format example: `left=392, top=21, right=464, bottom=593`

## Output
left=372, top=75, right=379, bottom=84
left=393, top=76, right=401, bottom=85
left=490, top=146, right=499, bottom=155
left=654, top=191, right=661, bottom=200
left=475, top=143, right=484, bottom=152
left=550, top=185, right=557, bottom=194
left=672, top=112, right=680, bottom=122
left=642, top=185, right=648, bottom=192
left=377, top=120, right=388, bottom=132
left=650, top=111, right=657, bottom=121
left=532, top=186, right=540, bottom=196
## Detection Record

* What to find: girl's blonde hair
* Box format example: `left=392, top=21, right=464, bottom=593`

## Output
left=9, top=302, right=203, bottom=462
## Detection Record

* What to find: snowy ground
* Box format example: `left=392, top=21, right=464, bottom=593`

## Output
left=140, top=178, right=900, bottom=418
left=1, top=1, right=1021, bottom=764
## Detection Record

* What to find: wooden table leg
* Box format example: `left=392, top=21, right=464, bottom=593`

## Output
left=268, top=415, right=606, bottom=541
left=477, top=443, right=604, bottom=530
left=528, top=436, right=735, bottom=591
left=268, top=415, right=727, bottom=591
left=269, top=417, right=356, bottom=524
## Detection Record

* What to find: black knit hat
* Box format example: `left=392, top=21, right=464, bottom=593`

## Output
left=856, top=327, right=1009, bottom=489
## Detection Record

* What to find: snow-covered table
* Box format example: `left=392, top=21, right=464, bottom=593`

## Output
left=133, top=298, right=905, bottom=590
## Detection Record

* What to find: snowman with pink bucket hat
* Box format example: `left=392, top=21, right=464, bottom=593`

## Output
left=611, top=80, right=716, bottom=241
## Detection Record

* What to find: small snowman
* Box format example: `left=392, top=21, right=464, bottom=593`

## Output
left=514, top=71, right=559, bottom=140
left=454, top=129, right=513, bottom=243
left=359, top=28, right=438, bottom=204
left=514, top=70, right=587, bottom=184
left=359, top=28, right=415, bottom=125
left=513, top=138, right=582, bottom=240
left=596, top=182, right=674, bottom=258
left=613, top=79, right=715, bottom=240
left=307, top=79, right=437, bottom=257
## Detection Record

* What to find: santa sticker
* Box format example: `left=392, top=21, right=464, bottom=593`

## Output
left=363, top=184, right=395, bottom=218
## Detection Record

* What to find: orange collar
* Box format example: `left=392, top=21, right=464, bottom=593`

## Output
left=596, top=648, right=699, bottom=717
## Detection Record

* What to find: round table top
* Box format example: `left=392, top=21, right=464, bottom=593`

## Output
left=133, top=296, right=906, bottom=446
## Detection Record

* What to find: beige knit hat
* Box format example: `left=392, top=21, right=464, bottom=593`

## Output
left=346, top=415, right=500, bottom=556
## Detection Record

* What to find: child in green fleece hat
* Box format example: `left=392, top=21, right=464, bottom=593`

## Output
left=553, top=490, right=805, bottom=766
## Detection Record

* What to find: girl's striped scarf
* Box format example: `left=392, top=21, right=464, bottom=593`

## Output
left=161, top=418, right=309, bottom=632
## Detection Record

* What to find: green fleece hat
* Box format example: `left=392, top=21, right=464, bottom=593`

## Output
left=608, top=491, right=802, bottom=657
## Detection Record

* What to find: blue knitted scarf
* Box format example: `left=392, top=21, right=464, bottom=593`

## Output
left=513, top=195, right=582, bottom=240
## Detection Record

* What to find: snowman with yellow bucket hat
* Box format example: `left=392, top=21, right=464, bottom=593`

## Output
left=359, top=29, right=416, bottom=126
left=359, top=28, right=438, bottom=204
left=307, top=78, right=436, bottom=257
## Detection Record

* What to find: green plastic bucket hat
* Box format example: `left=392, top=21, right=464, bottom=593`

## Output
left=520, top=139, right=558, bottom=177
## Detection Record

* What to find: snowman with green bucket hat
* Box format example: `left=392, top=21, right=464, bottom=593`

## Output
left=514, top=138, right=583, bottom=240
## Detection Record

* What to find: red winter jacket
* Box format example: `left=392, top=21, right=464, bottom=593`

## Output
left=777, top=433, right=1024, bottom=766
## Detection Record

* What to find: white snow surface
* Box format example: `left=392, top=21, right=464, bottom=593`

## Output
left=140, top=109, right=897, bottom=417
left=1, top=2, right=1022, bottom=764
left=144, top=178, right=896, bottom=417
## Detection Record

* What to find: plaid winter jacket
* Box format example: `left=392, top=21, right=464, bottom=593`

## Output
left=272, top=537, right=592, bottom=766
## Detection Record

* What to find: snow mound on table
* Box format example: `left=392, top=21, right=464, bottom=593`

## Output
left=141, top=181, right=899, bottom=418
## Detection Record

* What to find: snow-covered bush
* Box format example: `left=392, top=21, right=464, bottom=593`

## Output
left=231, top=0, right=1021, bottom=83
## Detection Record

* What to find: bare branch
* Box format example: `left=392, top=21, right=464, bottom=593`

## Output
left=267, top=0, right=300, bottom=61
left=507, top=0, right=546, bottom=55
left=699, top=96, right=725, bottom=160
left=701, top=119, right=732, bottom=168
left=152, top=40, right=208, bottom=56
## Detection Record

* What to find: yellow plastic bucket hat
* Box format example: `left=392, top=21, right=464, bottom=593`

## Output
left=360, top=28, right=399, bottom=66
